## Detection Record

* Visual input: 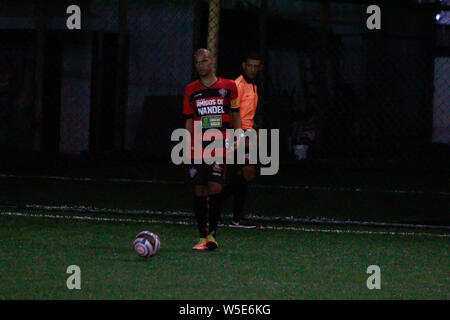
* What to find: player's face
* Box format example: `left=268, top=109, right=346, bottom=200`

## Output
left=242, top=59, right=262, bottom=81
left=195, top=54, right=214, bottom=77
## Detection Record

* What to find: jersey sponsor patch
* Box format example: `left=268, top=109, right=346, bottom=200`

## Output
left=201, top=116, right=222, bottom=128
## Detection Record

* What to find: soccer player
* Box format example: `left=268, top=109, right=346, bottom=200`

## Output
left=226, top=52, right=263, bottom=228
left=183, top=48, right=241, bottom=251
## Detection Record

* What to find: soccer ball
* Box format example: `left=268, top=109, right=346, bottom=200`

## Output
left=133, top=231, right=161, bottom=258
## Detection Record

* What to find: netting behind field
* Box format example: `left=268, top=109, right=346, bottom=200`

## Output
left=433, top=56, right=450, bottom=145
left=245, top=2, right=448, bottom=166
left=0, top=0, right=448, bottom=169
left=314, top=33, right=436, bottom=162
left=134, top=0, right=450, bottom=167
left=127, top=1, right=194, bottom=157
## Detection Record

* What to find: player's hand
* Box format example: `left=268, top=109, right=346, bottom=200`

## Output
left=234, top=133, right=245, bottom=152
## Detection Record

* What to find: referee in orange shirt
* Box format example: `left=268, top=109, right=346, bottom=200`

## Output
left=225, top=52, right=263, bottom=228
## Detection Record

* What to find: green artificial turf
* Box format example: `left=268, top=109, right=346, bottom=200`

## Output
left=0, top=162, right=448, bottom=300
left=0, top=214, right=448, bottom=299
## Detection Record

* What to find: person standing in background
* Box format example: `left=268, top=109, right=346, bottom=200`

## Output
left=224, top=52, right=263, bottom=228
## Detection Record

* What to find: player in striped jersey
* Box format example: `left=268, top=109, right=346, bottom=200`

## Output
left=183, top=49, right=241, bottom=251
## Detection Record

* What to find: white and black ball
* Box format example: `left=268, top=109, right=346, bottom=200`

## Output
left=133, top=231, right=160, bottom=258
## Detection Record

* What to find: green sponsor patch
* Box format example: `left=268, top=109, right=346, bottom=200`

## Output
left=201, top=116, right=222, bottom=128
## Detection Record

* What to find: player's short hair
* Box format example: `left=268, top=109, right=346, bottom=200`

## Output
left=194, top=48, right=213, bottom=59
left=243, top=51, right=262, bottom=63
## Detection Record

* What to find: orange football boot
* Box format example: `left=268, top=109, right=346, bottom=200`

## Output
left=192, top=238, right=208, bottom=251
left=206, top=233, right=218, bottom=251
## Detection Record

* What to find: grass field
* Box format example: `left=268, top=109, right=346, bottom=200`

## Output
left=0, top=213, right=448, bottom=300
left=0, top=162, right=448, bottom=300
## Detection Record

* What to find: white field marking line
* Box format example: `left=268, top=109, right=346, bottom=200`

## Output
left=0, top=211, right=192, bottom=226
left=1, top=211, right=449, bottom=238
left=19, top=204, right=450, bottom=231
left=254, top=184, right=450, bottom=196
left=1, top=173, right=449, bottom=196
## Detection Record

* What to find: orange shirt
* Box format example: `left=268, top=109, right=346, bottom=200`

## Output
left=235, top=75, right=258, bottom=130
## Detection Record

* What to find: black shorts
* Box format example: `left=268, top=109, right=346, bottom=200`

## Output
left=187, top=162, right=227, bottom=185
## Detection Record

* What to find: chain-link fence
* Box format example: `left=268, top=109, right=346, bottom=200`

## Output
left=127, top=1, right=194, bottom=158
left=208, top=0, right=449, bottom=168
left=0, top=0, right=448, bottom=169
left=433, top=56, right=450, bottom=146
left=312, top=31, right=437, bottom=163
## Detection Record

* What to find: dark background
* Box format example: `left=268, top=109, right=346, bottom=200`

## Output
left=0, top=0, right=448, bottom=180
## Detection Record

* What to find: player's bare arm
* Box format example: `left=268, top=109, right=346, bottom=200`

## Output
left=231, top=105, right=241, bottom=130
left=185, top=118, right=193, bottom=137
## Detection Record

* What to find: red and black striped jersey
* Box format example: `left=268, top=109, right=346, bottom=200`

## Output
left=183, top=78, right=239, bottom=161
left=183, top=77, right=239, bottom=128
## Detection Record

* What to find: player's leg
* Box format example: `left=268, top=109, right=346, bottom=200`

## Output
left=189, top=165, right=209, bottom=250
left=194, top=184, right=209, bottom=237
left=230, top=168, right=245, bottom=220
left=230, top=131, right=257, bottom=228
left=242, top=164, right=257, bottom=182
left=205, top=163, right=226, bottom=250
left=207, top=181, right=222, bottom=239
left=218, top=164, right=236, bottom=225
left=229, top=163, right=257, bottom=228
